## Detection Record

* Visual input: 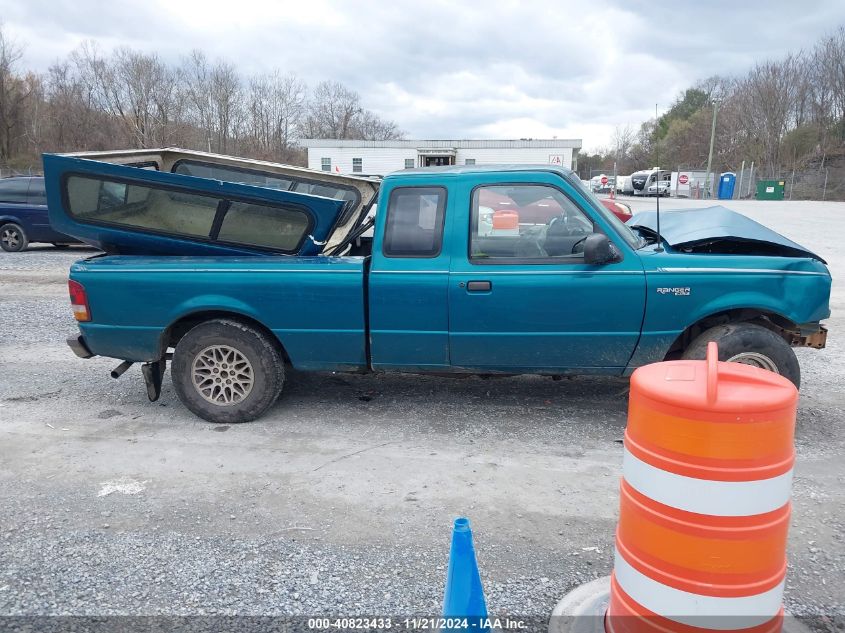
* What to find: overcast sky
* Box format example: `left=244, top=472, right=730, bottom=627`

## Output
left=2, top=0, right=844, bottom=150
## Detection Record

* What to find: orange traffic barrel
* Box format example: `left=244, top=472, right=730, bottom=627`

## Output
left=607, top=342, right=797, bottom=633
left=492, top=210, right=519, bottom=230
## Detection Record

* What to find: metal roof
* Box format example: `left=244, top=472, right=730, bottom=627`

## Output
left=383, top=163, right=576, bottom=178
left=300, top=139, right=582, bottom=149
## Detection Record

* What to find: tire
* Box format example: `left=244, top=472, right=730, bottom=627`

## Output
left=0, top=223, right=28, bottom=252
left=172, top=319, right=285, bottom=423
left=682, top=323, right=800, bottom=388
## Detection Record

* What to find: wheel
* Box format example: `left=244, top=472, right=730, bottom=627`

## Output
left=682, top=323, right=800, bottom=388
left=171, top=319, right=285, bottom=423
left=0, top=223, right=28, bottom=252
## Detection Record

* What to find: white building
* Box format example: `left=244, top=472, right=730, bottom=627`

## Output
left=300, top=139, right=582, bottom=176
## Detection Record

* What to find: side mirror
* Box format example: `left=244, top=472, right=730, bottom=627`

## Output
left=584, top=233, right=614, bottom=265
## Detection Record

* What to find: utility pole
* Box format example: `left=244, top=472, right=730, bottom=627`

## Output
left=704, top=100, right=720, bottom=200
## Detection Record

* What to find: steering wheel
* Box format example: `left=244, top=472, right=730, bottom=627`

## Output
left=548, top=214, right=590, bottom=236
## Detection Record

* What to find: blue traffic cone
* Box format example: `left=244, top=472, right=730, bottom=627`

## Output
left=442, top=517, right=489, bottom=631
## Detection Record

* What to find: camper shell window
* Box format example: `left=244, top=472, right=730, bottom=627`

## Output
left=171, top=159, right=360, bottom=225
left=64, top=174, right=313, bottom=253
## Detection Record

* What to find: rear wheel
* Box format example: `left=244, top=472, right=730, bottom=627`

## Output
left=682, top=323, right=800, bottom=388
left=0, top=223, right=28, bottom=252
left=172, top=319, right=285, bottom=423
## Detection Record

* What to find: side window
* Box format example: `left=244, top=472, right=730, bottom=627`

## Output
left=470, top=184, right=594, bottom=261
left=64, top=174, right=313, bottom=252
left=66, top=175, right=217, bottom=238
left=217, top=201, right=310, bottom=251
left=0, top=178, right=31, bottom=204
left=383, top=187, right=446, bottom=258
left=27, top=178, right=47, bottom=205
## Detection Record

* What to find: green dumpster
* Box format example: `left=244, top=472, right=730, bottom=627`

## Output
left=756, top=179, right=785, bottom=200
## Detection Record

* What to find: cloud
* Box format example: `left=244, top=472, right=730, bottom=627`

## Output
left=2, top=0, right=843, bottom=149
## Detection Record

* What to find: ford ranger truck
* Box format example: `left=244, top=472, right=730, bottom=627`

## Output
left=43, top=149, right=831, bottom=423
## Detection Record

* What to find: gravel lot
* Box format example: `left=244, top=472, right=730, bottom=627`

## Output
left=1, top=199, right=843, bottom=629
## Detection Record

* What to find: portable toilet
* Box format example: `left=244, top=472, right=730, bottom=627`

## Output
left=718, top=172, right=737, bottom=199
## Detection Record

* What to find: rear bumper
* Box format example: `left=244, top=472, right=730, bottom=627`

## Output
left=67, top=334, right=95, bottom=359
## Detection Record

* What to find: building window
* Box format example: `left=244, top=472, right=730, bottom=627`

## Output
left=352, top=158, right=363, bottom=173
left=465, top=159, right=476, bottom=165
left=321, top=157, right=331, bottom=172
left=404, top=158, right=415, bottom=169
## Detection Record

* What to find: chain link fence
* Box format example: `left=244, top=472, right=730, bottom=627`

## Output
left=0, top=165, right=42, bottom=178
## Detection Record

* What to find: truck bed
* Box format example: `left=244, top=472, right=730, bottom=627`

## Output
left=71, top=255, right=368, bottom=370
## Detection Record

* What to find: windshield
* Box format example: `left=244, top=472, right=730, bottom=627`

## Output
left=568, top=175, right=641, bottom=248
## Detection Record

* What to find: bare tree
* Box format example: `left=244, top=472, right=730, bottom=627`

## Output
left=303, top=80, right=362, bottom=139
left=734, top=55, right=801, bottom=176
left=353, top=109, right=404, bottom=141
left=611, top=124, right=635, bottom=173
left=0, top=25, right=34, bottom=160
left=246, top=70, right=306, bottom=158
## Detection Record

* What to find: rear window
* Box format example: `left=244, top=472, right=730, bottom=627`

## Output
left=64, top=174, right=312, bottom=252
left=0, top=178, right=31, bottom=204
left=382, top=187, right=446, bottom=257
left=28, top=179, right=47, bottom=205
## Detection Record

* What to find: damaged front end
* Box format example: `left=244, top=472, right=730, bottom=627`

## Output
left=630, top=205, right=827, bottom=262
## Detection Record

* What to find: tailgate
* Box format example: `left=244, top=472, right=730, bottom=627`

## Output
left=43, top=152, right=353, bottom=256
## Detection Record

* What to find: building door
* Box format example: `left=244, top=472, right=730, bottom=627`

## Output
left=424, top=156, right=455, bottom=167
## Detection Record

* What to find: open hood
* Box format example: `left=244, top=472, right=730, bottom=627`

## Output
left=630, top=205, right=825, bottom=263
left=42, top=148, right=379, bottom=256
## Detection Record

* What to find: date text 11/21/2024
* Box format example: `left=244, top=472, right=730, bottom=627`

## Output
left=307, top=617, right=527, bottom=630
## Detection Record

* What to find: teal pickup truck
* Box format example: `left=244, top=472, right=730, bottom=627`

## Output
left=43, top=149, right=831, bottom=423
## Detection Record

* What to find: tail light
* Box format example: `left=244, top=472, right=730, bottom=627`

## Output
left=68, top=279, right=91, bottom=322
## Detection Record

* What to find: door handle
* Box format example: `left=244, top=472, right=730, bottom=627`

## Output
left=466, top=280, right=492, bottom=292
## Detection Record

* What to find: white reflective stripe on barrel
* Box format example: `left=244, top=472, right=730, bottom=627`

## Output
left=623, top=447, right=792, bottom=517
left=614, top=550, right=784, bottom=628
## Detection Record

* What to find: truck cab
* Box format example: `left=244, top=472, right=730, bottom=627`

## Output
left=367, top=166, right=646, bottom=372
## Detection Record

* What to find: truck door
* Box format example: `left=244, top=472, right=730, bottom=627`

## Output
left=368, top=182, right=452, bottom=370
left=447, top=177, right=646, bottom=372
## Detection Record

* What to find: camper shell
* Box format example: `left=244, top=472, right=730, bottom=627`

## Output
left=45, top=148, right=380, bottom=256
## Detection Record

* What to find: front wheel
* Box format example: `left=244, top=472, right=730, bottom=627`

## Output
left=682, top=323, right=800, bottom=388
left=0, top=223, right=28, bottom=252
left=172, top=319, right=285, bottom=423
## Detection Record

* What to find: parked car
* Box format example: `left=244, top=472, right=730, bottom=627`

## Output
left=647, top=180, right=672, bottom=197
left=600, top=198, right=633, bottom=222
left=44, top=149, right=831, bottom=423
left=0, top=176, right=79, bottom=251
left=480, top=190, right=632, bottom=223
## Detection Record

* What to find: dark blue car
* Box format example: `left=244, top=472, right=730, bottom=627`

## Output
left=0, top=176, right=79, bottom=251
